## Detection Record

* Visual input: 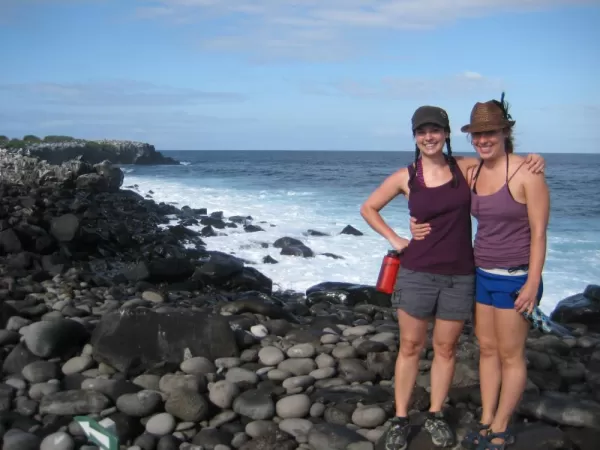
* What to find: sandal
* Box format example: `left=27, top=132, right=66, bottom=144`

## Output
left=476, top=430, right=515, bottom=449
left=461, top=423, right=491, bottom=449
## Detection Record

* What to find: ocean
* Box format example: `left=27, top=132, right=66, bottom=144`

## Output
left=122, top=150, right=600, bottom=315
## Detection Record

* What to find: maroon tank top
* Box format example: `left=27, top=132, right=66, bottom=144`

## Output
left=401, top=159, right=475, bottom=275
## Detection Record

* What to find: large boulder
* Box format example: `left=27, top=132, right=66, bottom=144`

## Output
left=306, top=282, right=391, bottom=308
left=550, top=284, right=600, bottom=332
left=91, top=308, right=239, bottom=375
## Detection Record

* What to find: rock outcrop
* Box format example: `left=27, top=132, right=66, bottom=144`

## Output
left=6, top=138, right=179, bottom=165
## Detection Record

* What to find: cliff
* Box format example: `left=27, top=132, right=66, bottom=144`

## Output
left=0, top=134, right=179, bottom=165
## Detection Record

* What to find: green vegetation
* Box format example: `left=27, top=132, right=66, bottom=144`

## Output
left=43, top=135, right=78, bottom=143
left=23, top=135, right=42, bottom=143
left=0, top=134, right=80, bottom=149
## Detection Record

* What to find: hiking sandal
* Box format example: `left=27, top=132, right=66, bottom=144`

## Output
left=461, top=422, right=491, bottom=449
left=476, top=430, right=515, bottom=450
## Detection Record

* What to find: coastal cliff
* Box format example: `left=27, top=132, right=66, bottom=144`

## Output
left=0, top=134, right=179, bottom=165
left=0, top=149, right=598, bottom=450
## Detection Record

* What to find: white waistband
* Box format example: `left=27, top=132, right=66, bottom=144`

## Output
left=478, top=267, right=528, bottom=276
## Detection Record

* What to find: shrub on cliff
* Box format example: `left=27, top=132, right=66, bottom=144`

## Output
left=0, top=135, right=8, bottom=146
left=5, top=138, right=26, bottom=149
left=23, top=134, right=42, bottom=143
left=43, top=135, right=77, bottom=143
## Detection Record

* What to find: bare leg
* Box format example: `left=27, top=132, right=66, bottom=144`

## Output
left=489, top=308, right=529, bottom=442
left=475, top=303, right=501, bottom=425
left=429, top=318, right=464, bottom=412
left=394, top=310, right=429, bottom=417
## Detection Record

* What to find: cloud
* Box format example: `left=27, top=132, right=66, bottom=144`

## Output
left=0, top=79, right=252, bottom=148
left=0, top=108, right=257, bottom=148
left=0, top=79, right=245, bottom=107
left=300, top=71, right=504, bottom=100
left=135, top=0, right=596, bottom=61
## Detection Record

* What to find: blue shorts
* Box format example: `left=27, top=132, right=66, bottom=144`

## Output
left=475, top=268, right=543, bottom=309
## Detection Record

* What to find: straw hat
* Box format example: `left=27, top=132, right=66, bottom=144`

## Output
left=460, top=99, right=515, bottom=133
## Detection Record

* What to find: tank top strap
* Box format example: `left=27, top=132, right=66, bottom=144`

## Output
left=470, top=160, right=484, bottom=193
left=507, top=158, right=528, bottom=183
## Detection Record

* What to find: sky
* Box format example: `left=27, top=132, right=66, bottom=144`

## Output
left=0, top=0, right=599, bottom=152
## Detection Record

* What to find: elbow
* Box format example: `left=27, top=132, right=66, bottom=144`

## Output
left=360, top=202, right=373, bottom=219
left=530, top=228, right=547, bottom=244
left=360, top=203, right=369, bottom=217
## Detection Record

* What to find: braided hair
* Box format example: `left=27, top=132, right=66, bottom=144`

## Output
left=492, top=92, right=515, bottom=153
left=408, top=128, right=458, bottom=191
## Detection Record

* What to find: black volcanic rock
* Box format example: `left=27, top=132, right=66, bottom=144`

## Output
left=91, top=308, right=239, bottom=375
left=8, top=138, right=179, bottom=165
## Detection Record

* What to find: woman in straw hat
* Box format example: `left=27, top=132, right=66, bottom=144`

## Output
left=411, top=94, right=550, bottom=449
left=360, top=104, right=545, bottom=450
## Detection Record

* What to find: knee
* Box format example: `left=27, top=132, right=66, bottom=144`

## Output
left=399, top=337, right=425, bottom=358
left=433, top=340, right=457, bottom=360
left=498, top=347, right=526, bottom=366
left=478, top=340, right=498, bottom=359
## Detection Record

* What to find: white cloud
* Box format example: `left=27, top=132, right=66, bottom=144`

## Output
left=0, top=79, right=252, bottom=146
left=0, top=108, right=256, bottom=146
left=301, top=71, right=504, bottom=100
left=0, top=79, right=245, bottom=106
left=136, top=0, right=596, bottom=60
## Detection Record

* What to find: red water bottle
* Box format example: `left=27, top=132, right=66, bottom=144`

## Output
left=376, top=250, right=401, bottom=294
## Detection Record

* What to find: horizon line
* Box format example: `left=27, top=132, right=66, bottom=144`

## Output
left=157, top=149, right=600, bottom=155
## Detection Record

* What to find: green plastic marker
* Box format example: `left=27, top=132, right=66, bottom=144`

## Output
left=74, top=416, right=119, bottom=450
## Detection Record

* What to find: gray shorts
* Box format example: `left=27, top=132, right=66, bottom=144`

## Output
left=391, top=268, right=475, bottom=321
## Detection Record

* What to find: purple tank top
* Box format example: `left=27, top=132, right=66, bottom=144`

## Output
left=401, top=160, right=475, bottom=275
left=470, top=158, right=530, bottom=269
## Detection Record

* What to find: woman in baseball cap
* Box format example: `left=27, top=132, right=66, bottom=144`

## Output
left=360, top=103, right=545, bottom=449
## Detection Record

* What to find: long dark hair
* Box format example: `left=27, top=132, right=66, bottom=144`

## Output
left=408, top=127, right=458, bottom=190
left=492, top=92, right=515, bottom=153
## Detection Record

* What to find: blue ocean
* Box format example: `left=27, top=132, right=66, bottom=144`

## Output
left=123, top=151, right=600, bottom=315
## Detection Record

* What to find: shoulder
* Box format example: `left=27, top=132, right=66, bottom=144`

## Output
left=510, top=154, right=547, bottom=186
left=392, top=166, right=410, bottom=182
left=508, top=153, right=527, bottom=165
left=454, top=154, right=479, bottom=166
left=453, top=155, right=479, bottom=179
left=508, top=154, right=530, bottom=179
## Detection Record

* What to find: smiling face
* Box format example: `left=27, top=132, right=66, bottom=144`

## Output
left=414, top=124, right=448, bottom=157
left=471, top=128, right=508, bottom=160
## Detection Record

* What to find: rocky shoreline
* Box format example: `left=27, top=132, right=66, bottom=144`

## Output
left=1, top=136, right=179, bottom=165
left=0, top=149, right=598, bottom=450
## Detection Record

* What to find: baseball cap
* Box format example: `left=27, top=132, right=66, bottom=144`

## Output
left=411, top=106, right=450, bottom=131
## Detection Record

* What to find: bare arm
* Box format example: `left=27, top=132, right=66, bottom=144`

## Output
left=360, top=168, right=410, bottom=250
left=524, top=171, right=550, bottom=288
left=514, top=170, right=550, bottom=313
left=454, top=153, right=546, bottom=173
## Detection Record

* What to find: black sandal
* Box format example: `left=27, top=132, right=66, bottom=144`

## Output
left=476, top=430, right=515, bottom=449
left=461, top=423, right=491, bottom=449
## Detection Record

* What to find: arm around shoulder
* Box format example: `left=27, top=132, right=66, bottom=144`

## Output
left=454, top=156, right=479, bottom=182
